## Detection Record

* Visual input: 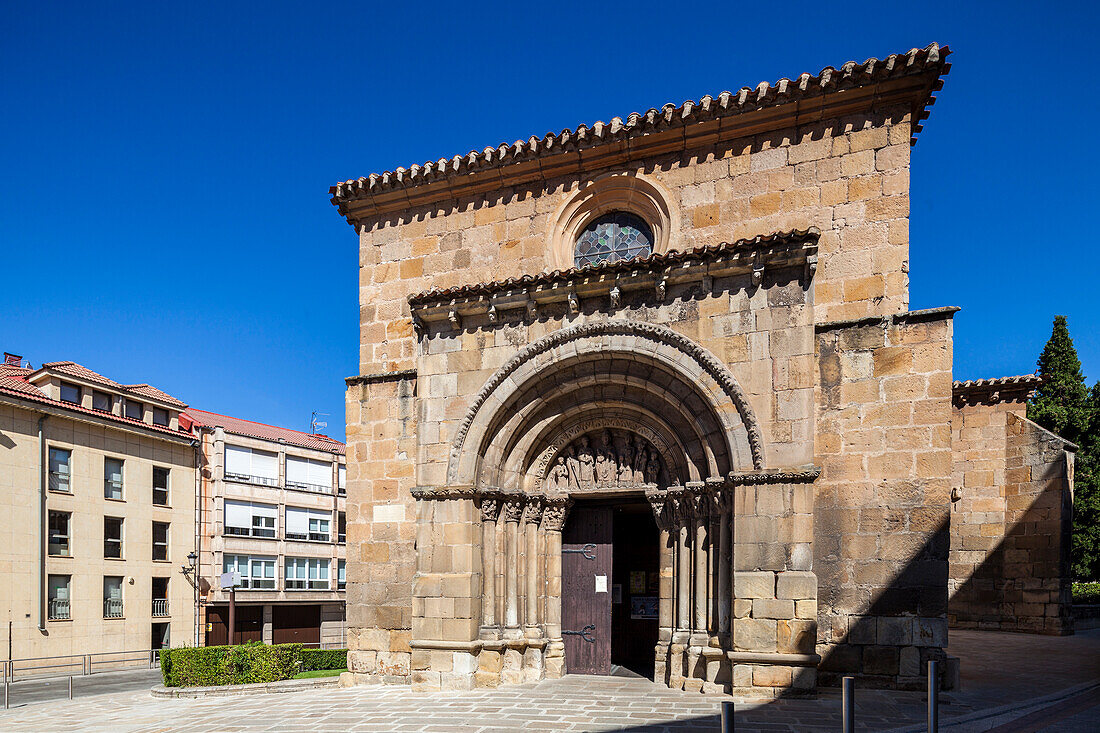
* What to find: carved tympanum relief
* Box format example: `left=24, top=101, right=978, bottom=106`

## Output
left=542, top=429, right=667, bottom=491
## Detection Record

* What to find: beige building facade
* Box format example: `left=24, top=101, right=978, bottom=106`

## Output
left=184, top=409, right=347, bottom=648
left=0, top=357, right=197, bottom=662
left=332, top=43, right=1074, bottom=697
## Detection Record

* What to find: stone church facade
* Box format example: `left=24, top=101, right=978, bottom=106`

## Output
left=331, top=43, right=1074, bottom=696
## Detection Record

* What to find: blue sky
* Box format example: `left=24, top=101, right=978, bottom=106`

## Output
left=3, top=2, right=1097, bottom=441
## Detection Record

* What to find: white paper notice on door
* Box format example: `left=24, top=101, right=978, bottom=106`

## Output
left=595, top=575, right=608, bottom=593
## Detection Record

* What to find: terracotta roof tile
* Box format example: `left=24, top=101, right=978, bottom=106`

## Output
left=331, top=43, right=950, bottom=208
left=952, top=374, right=1042, bottom=391
left=183, top=408, right=346, bottom=455
left=43, top=361, right=123, bottom=389
left=122, top=383, right=187, bottom=409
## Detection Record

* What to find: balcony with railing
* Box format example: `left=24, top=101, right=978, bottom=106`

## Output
left=225, top=526, right=277, bottom=539
left=103, top=598, right=124, bottom=618
left=224, top=472, right=278, bottom=487
left=48, top=598, right=70, bottom=620
left=285, top=480, right=331, bottom=494
left=152, top=599, right=169, bottom=617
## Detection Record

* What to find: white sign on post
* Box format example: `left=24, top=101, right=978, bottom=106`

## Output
left=220, top=571, right=241, bottom=589
left=595, top=574, right=608, bottom=593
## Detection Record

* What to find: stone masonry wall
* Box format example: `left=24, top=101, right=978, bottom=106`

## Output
left=814, top=311, right=954, bottom=689
left=950, top=400, right=1075, bottom=634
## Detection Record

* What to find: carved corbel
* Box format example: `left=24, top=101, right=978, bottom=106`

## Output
left=655, top=274, right=668, bottom=302
left=448, top=308, right=461, bottom=330
left=609, top=283, right=622, bottom=309
left=567, top=289, right=580, bottom=315
left=805, top=254, right=818, bottom=281
left=410, top=311, right=425, bottom=337
left=487, top=303, right=498, bottom=324
left=751, top=252, right=765, bottom=287
left=526, top=298, right=538, bottom=321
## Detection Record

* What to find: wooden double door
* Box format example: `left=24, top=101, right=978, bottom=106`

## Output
left=562, top=503, right=659, bottom=676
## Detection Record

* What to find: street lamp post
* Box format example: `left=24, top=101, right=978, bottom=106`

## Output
left=181, top=551, right=199, bottom=646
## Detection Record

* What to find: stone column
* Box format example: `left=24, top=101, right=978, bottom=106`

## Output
left=647, top=492, right=675, bottom=685
left=675, top=492, right=692, bottom=640
left=477, top=493, right=502, bottom=640
left=523, top=496, right=544, bottom=639
left=690, top=484, right=708, bottom=639
left=718, top=489, right=731, bottom=640
left=502, top=494, right=525, bottom=639
left=541, top=496, right=572, bottom=678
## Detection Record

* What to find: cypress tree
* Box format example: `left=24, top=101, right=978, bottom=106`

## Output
left=1028, top=316, right=1091, bottom=445
left=1028, top=316, right=1098, bottom=579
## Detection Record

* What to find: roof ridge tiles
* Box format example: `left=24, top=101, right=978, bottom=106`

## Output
left=331, top=43, right=950, bottom=212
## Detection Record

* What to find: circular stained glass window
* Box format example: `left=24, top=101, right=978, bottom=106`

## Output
left=574, top=212, right=653, bottom=268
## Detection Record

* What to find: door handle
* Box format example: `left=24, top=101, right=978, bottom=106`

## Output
left=562, top=543, right=596, bottom=560
left=562, top=624, right=596, bottom=643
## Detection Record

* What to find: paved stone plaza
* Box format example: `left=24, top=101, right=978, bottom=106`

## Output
left=2, top=630, right=1097, bottom=732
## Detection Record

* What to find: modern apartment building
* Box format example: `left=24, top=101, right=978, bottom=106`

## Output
left=184, top=409, right=346, bottom=647
left=0, top=354, right=197, bottom=661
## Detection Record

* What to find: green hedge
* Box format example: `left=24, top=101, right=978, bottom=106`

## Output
left=1074, top=581, right=1100, bottom=604
left=298, top=648, right=347, bottom=672
left=161, top=643, right=349, bottom=687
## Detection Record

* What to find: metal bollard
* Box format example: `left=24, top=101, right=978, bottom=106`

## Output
left=68, top=675, right=73, bottom=701
left=927, top=660, right=939, bottom=732
left=842, top=676, right=855, bottom=733
left=721, top=700, right=735, bottom=732
left=4, top=667, right=8, bottom=710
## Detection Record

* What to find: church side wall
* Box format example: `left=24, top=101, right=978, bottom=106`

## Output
left=949, top=401, right=1074, bottom=634
left=814, top=312, right=954, bottom=689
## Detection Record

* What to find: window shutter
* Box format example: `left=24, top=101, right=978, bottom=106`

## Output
left=286, top=456, right=310, bottom=484
left=225, top=446, right=250, bottom=476
left=252, top=503, right=278, bottom=521
left=252, top=450, right=278, bottom=480
left=224, top=501, right=251, bottom=528
left=308, top=459, right=331, bottom=487
left=286, top=507, right=309, bottom=535
left=338, top=466, right=346, bottom=489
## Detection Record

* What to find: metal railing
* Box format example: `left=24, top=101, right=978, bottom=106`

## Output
left=103, top=598, right=124, bottom=618
left=151, top=599, right=169, bottom=617
left=2, top=648, right=163, bottom=685
left=47, top=598, right=70, bottom=620
left=225, top=472, right=278, bottom=487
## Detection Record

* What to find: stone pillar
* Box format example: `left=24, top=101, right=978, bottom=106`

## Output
left=523, top=496, right=544, bottom=639
left=541, top=496, right=572, bottom=678
left=502, top=494, right=525, bottom=639
left=718, top=490, right=731, bottom=640
left=478, top=493, right=501, bottom=639
left=647, top=492, right=675, bottom=685
left=687, top=483, right=707, bottom=692
left=671, top=489, right=691, bottom=690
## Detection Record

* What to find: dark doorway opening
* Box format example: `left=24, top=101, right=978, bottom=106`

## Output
left=205, top=604, right=263, bottom=646
left=561, top=499, right=659, bottom=677
left=272, top=604, right=321, bottom=645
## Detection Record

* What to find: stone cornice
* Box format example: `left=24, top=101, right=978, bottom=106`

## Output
left=330, top=44, right=949, bottom=225
left=346, top=369, right=418, bottom=387
left=409, top=229, right=818, bottom=327
left=814, top=306, right=960, bottom=333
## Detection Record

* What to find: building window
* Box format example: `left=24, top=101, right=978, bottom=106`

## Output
left=49, top=447, right=72, bottom=493
left=104, top=457, right=123, bottom=500
left=286, top=456, right=333, bottom=493
left=153, top=467, right=170, bottom=505
left=574, top=212, right=653, bottom=268
left=125, top=399, right=143, bottom=420
left=60, top=382, right=80, bottom=404
left=152, top=407, right=169, bottom=426
left=286, top=506, right=330, bottom=541
left=337, top=560, right=346, bottom=590
left=104, top=576, right=124, bottom=618
left=152, top=577, right=169, bottom=618
left=338, top=512, right=346, bottom=544
left=285, top=558, right=329, bottom=590
left=48, top=511, right=71, bottom=556
left=223, top=554, right=276, bottom=590
left=48, top=575, right=71, bottom=620
left=152, top=521, right=169, bottom=561
left=224, top=445, right=278, bottom=486
left=104, top=517, right=123, bottom=559
left=92, top=390, right=111, bottom=412
left=224, top=500, right=277, bottom=538
left=338, top=465, right=346, bottom=496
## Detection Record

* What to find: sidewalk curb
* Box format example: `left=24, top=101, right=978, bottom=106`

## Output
left=151, top=676, right=339, bottom=699
left=884, top=679, right=1100, bottom=732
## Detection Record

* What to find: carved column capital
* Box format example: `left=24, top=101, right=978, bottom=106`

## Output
left=477, top=492, right=503, bottom=522
left=523, top=495, right=545, bottom=525
left=647, top=492, right=673, bottom=531
left=540, top=495, right=573, bottom=532
left=501, top=493, right=525, bottom=523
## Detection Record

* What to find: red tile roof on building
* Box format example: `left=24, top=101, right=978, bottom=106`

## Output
left=331, top=43, right=950, bottom=210
left=123, top=383, right=188, bottom=409
left=183, top=408, right=346, bottom=455
left=0, top=370, right=193, bottom=439
left=42, top=361, right=123, bottom=389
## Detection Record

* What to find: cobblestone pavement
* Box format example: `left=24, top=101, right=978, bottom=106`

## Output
left=1, top=629, right=1096, bottom=732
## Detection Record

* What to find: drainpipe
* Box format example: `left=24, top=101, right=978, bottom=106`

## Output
left=37, top=415, right=48, bottom=633
left=193, top=431, right=204, bottom=647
